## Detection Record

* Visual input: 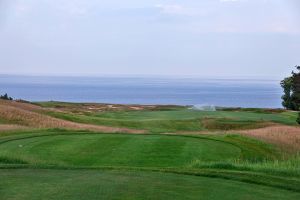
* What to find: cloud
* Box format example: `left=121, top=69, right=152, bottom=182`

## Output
left=155, top=4, right=195, bottom=16
left=14, top=1, right=32, bottom=17
left=55, top=1, right=91, bottom=16
left=219, top=0, right=245, bottom=3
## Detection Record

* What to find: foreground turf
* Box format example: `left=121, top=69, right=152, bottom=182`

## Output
left=1, top=101, right=299, bottom=199
left=0, top=134, right=241, bottom=167
left=1, top=169, right=299, bottom=200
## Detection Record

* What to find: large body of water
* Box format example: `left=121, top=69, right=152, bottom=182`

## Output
left=0, top=75, right=283, bottom=108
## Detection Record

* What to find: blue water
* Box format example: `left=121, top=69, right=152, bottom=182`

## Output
left=0, top=75, right=283, bottom=108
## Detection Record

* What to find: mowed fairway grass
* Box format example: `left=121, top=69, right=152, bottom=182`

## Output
left=1, top=169, right=300, bottom=200
left=1, top=101, right=300, bottom=199
left=43, top=107, right=297, bottom=133
left=0, top=134, right=241, bottom=167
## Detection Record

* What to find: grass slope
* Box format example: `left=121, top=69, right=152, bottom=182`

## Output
left=1, top=169, right=300, bottom=200
left=0, top=101, right=299, bottom=199
left=44, top=109, right=297, bottom=133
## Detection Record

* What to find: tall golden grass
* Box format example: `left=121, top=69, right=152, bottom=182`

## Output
left=0, top=101, right=144, bottom=134
left=238, top=125, right=300, bottom=152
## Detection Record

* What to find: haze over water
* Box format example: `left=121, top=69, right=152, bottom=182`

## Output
left=0, top=75, right=282, bottom=108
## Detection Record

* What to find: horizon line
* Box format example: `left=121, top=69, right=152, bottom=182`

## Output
left=0, top=73, right=282, bottom=81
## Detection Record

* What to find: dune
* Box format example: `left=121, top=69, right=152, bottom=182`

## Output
left=0, top=100, right=145, bottom=134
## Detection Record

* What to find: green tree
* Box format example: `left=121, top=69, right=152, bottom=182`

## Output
left=281, top=66, right=300, bottom=111
left=291, top=66, right=300, bottom=111
left=282, top=66, right=300, bottom=124
left=297, top=112, right=300, bottom=125
left=0, top=93, right=13, bottom=100
left=281, top=76, right=294, bottom=110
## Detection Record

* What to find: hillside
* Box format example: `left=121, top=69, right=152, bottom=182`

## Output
left=0, top=100, right=144, bottom=133
left=0, top=100, right=300, bottom=199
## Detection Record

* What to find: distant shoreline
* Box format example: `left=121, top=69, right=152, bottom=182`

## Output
left=0, top=74, right=282, bottom=82
left=0, top=75, right=282, bottom=108
left=11, top=100, right=284, bottom=110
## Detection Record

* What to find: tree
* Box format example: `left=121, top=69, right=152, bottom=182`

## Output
left=291, top=67, right=300, bottom=111
left=0, top=93, right=13, bottom=100
left=282, top=66, right=300, bottom=124
left=297, top=112, right=300, bottom=125
left=281, top=77, right=294, bottom=110
left=281, top=66, right=300, bottom=111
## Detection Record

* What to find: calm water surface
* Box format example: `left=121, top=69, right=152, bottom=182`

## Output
left=0, top=75, right=283, bottom=108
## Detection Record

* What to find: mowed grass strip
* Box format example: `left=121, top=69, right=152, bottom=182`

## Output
left=1, top=169, right=299, bottom=200
left=43, top=109, right=298, bottom=133
left=0, top=134, right=241, bottom=167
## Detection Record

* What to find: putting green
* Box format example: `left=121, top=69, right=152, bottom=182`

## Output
left=0, top=134, right=241, bottom=167
left=1, top=169, right=299, bottom=200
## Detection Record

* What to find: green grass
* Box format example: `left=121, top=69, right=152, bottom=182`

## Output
left=34, top=101, right=186, bottom=111
left=1, top=169, right=300, bottom=200
left=201, top=118, right=267, bottom=130
left=43, top=109, right=298, bottom=133
left=0, top=134, right=242, bottom=167
left=0, top=155, right=28, bottom=164
left=33, top=101, right=87, bottom=108
left=76, top=109, right=298, bottom=124
left=0, top=118, right=12, bottom=124
left=189, top=155, right=300, bottom=177
left=1, top=102, right=300, bottom=199
left=0, top=130, right=299, bottom=199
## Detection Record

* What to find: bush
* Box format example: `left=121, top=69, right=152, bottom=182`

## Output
left=297, top=112, right=300, bottom=124
left=0, top=93, right=13, bottom=100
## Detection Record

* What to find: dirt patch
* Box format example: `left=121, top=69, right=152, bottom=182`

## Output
left=0, top=102, right=145, bottom=134
left=129, top=106, right=144, bottom=110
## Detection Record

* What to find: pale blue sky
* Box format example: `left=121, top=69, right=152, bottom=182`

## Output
left=0, top=0, right=299, bottom=79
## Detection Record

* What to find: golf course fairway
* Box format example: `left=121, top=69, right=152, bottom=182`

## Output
left=0, top=134, right=241, bottom=167
left=1, top=101, right=300, bottom=199
left=1, top=169, right=299, bottom=200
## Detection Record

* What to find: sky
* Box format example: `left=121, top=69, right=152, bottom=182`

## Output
left=0, top=0, right=299, bottom=79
